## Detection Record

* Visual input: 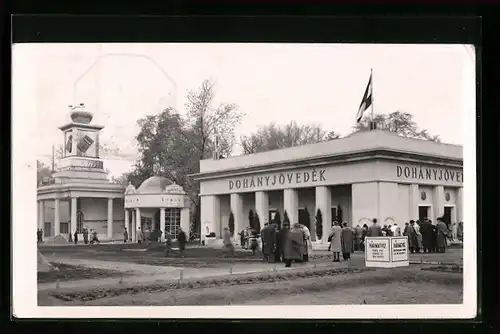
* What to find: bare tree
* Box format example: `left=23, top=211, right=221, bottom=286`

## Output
left=353, top=111, right=440, bottom=142
left=240, top=121, right=341, bottom=154
left=184, top=79, right=244, bottom=159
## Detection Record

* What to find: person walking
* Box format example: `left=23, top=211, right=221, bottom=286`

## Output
left=283, top=223, right=304, bottom=267
left=222, top=227, right=235, bottom=257
left=73, top=230, right=78, bottom=245
left=83, top=228, right=89, bottom=245
left=328, top=221, right=338, bottom=252
left=178, top=228, right=187, bottom=256
left=328, top=221, right=342, bottom=262
left=123, top=227, right=128, bottom=243
left=136, top=227, right=143, bottom=244
left=360, top=224, right=368, bottom=251
left=261, top=222, right=276, bottom=263
left=90, top=229, right=99, bottom=244
left=367, top=218, right=383, bottom=237
left=239, top=229, right=245, bottom=248
left=341, top=222, right=354, bottom=260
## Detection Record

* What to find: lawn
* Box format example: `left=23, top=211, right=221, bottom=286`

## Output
left=40, top=243, right=280, bottom=268
left=47, top=265, right=462, bottom=306
left=37, top=262, right=133, bottom=283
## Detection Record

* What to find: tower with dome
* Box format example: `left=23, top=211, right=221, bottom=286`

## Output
left=37, top=104, right=126, bottom=242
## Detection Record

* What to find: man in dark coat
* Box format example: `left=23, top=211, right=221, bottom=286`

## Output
left=178, top=228, right=187, bottom=256
left=420, top=219, right=432, bottom=253
left=73, top=230, right=78, bottom=245
left=261, top=222, right=277, bottom=262
left=341, top=222, right=354, bottom=260
left=283, top=223, right=304, bottom=267
left=367, top=218, right=383, bottom=237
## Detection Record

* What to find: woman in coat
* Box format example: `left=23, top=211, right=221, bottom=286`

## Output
left=283, top=223, right=304, bottom=267
left=360, top=224, right=368, bottom=252
left=328, top=222, right=342, bottom=262
left=436, top=217, right=449, bottom=253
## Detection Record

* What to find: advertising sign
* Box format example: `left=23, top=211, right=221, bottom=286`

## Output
left=76, top=129, right=98, bottom=157
left=391, top=237, right=409, bottom=262
left=365, top=238, right=390, bottom=262
left=365, top=236, right=409, bottom=268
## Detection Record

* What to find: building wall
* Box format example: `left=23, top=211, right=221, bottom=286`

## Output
left=379, top=182, right=400, bottom=226
left=397, top=184, right=411, bottom=224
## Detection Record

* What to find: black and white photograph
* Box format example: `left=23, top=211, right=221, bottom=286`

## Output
left=12, top=42, right=476, bottom=318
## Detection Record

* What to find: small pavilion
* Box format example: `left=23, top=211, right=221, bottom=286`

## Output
left=124, top=176, right=191, bottom=242
left=37, top=105, right=125, bottom=241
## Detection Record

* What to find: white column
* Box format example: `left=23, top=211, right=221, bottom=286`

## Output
left=255, top=191, right=269, bottom=225
left=283, top=188, right=299, bottom=227
left=107, top=198, right=113, bottom=239
left=38, top=200, right=44, bottom=230
left=131, top=209, right=137, bottom=242
left=230, top=193, right=244, bottom=243
left=54, top=198, right=60, bottom=236
left=160, top=208, right=166, bottom=241
left=409, top=184, right=419, bottom=221
left=315, top=186, right=332, bottom=243
left=125, top=209, right=130, bottom=240
left=200, top=195, right=221, bottom=240
left=181, top=208, right=190, bottom=237
left=70, top=197, right=77, bottom=235
left=433, top=185, right=445, bottom=221
left=457, top=187, right=463, bottom=222
left=136, top=208, right=142, bottom=231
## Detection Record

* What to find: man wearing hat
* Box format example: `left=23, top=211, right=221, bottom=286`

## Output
left=436, top=217, right=450, bottom=253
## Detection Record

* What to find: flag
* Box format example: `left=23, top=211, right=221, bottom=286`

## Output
left=356, top=73, right=372, bottom=123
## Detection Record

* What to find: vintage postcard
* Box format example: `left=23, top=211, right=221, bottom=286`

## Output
left=12, top=42, right=476, bottom=319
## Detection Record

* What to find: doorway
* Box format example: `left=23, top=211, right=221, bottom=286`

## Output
left=298, top=208, right=311, bottom=229
left=44, top=222, right=51, bottom=237
left=418, top=206, right=430, bottom=221
left=331, top=206, right=343, bottom=223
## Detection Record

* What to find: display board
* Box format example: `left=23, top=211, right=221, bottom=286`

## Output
left=76, top=129, right=98, bottom=157
left=365, top=236, right=409, bottom=268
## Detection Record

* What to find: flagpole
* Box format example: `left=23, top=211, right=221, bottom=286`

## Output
left=370, top=68, right=375, bottom=130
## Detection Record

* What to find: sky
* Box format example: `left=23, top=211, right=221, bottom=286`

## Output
left=13, top=43, right=473, bottom=179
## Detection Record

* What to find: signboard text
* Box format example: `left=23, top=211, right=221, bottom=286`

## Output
left=229, top=169, right=326, bottom=190
left=396, top=165, right=463, bottom=183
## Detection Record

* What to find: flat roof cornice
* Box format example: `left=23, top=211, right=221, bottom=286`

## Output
left=199, top=130, right=462, bottom=175
left=191, top=148, right=463, bottom=181
left=58, top=123, right=104, bottom=131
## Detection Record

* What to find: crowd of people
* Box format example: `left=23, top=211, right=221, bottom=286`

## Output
left=223, top=216, right=463, bottom=265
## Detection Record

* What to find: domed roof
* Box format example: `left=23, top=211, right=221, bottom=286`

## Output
left=137, top=176, right=173, bottom=194
left=124, top=182, right=136, bottom=195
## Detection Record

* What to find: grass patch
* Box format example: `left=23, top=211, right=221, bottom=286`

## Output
left=38, top=263, right=131, bottom=283
left=56, top=267, right=463, bottom=306
left=49, top=267, right=374, bottom=302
